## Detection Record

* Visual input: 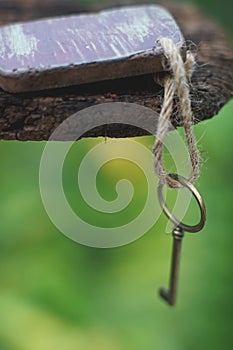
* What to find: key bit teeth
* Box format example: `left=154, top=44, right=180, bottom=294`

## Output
left=159, top=287, right=176, bottom=306
left=159, top=287, right=169, bottom=300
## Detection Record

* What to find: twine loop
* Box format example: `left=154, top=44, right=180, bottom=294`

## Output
left=153, top=38, right=199, bottom=188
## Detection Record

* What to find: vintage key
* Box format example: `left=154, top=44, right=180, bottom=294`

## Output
left=158, top=174, right=206, bottom=306
left=160, top=225, right=184, bottom=306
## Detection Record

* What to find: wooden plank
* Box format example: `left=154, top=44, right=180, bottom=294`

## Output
left=0, top=5, right=184, bottom=93
left=0, top=1, right=232, bottom=141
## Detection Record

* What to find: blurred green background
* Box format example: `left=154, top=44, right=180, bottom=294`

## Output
left=0, top=1, right=233, bottom=349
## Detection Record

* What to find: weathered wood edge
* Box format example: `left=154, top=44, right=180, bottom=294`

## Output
left=0, top=0, right=232, bottom=141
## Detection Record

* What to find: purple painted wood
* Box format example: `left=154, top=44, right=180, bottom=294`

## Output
left=0, top=5, right=185, bottom=93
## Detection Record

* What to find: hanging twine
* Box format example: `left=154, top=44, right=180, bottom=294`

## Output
left=153, top=38, right=199, bottom=188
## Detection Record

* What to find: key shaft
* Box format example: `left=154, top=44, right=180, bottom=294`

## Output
left=160, top=226, right=184, bottom=306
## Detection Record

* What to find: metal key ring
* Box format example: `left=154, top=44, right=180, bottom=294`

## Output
left=157, top=174, right=206, bottom=233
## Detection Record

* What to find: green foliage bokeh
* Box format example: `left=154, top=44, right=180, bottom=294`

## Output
left=0, top=1, right=232, bottom=349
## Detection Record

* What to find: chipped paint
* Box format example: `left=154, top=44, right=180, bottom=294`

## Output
left=55, top=40, right=67, bottom=54
left=71, top=39, right=85, bottom=60
left=0, top=5, right=184, bottom=92
left=0, top=32, right=6, bottom=57
left=0, top=5, right=183, bottom=70
left=5, top=24, right=38, bottom=60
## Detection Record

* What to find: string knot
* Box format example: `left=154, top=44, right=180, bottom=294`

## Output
left=153, top=38, right=199, bottom=188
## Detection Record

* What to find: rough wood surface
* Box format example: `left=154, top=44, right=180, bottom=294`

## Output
left=0, top=0, right=232, bottom=141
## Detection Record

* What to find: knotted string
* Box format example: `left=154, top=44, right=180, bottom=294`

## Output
left=153, top=38, right=199, bottom=188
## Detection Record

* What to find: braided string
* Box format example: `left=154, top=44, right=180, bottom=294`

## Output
left=153, top=38, right=199, bottom=188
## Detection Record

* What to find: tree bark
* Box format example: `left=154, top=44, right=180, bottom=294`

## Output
left=0, top=0, right=232, bottom=141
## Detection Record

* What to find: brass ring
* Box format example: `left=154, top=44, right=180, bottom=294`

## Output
left=157, top=174, right=206, bottom=233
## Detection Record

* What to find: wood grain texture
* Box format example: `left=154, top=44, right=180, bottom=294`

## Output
left=0, top=5, right=185, bottom=92
left=0, top=0, right=232, bottom=141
